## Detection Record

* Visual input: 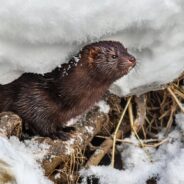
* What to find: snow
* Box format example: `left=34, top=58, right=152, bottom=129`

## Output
left=0, top=1, right=184, bottom=183
left=0, top=0, right=184, bottom=96
left=85, top=126, right=94, bottom=135
left=80, top=112, right=184, bottom=184
left=64, top=138, right=75, bottom=155
left=54, top=173, right=61, bottom=180
left=0, top=136, right=52, bottom=184
left=175, top=113, right=184, bottom=130
left=65, top=115, right=81, bottom=126
left=96, top=101, right=110, bottom=114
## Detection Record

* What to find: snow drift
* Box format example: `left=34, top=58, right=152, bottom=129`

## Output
left=0, top=137, right=52, bottom=184
left=0, top=0, right=184, bottom=95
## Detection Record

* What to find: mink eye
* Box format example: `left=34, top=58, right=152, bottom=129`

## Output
left=111, top=55, right=118, bottom=59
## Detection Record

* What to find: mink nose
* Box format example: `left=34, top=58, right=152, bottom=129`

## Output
left=129, top=56, right=136, bottom=63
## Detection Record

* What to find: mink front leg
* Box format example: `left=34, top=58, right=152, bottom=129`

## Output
left=27, top=118, right=72, bottom=141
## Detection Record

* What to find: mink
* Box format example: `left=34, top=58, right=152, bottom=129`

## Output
left=0, top=41, right=136, bottom=140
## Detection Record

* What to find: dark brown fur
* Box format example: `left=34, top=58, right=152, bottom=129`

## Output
left=0, top=41, right=136, bottom=140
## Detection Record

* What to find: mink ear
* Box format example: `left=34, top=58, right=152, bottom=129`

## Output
left=88, top=47, right=101, bottom=64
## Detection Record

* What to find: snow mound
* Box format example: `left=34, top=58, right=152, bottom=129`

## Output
left=0, top=0, right=184, bottom=95
left=0, top=137, right=52, bottom=184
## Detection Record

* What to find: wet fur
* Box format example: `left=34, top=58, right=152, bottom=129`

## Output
left=0, top=41, right=136, bottom=140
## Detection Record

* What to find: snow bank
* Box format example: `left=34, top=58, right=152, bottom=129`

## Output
left=0, top=137, right=52, bottom=184
left=0, top=0, right=184, bottom=95
left=80, top=112, right=184, bottom=184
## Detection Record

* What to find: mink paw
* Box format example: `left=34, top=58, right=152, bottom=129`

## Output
left=49, top=127, right=76, bottom=141
left=50, top=131, right=71, bottom=141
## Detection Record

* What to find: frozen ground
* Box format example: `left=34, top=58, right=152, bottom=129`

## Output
left=0, top=0, right=184, bottom=95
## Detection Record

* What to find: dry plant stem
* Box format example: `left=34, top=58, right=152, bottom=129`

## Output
left=128, top=101, right=134, bottom=130
left=96, top=135, right=165, bottom=145
left=160, top=91, right=168, bottom=107
left=86, top=130, right=122, bottom=167
left=111, top=97, right=132, bottom=167
left=159, top=109, right=170, bottom=120
left=128, top=101, right=144, bottom=147
left=118, top=138, right=168, bottom=148
left=165, top=105, right=176, bottom=135
left=135, top=95, right=147, bottom=126
left=135, top=95, right=147, bottom=138
left=144, top=138, right=168, bottom=148
left=172, top=86, right=184, bottom=99
left=167, top=86, right=184, bottom=113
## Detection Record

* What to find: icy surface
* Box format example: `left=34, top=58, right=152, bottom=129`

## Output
left=0, top=137, right=52, bottom=184
left=80, top=112, right=184, bottom=184
left=0, top=0, right=184, bottom=96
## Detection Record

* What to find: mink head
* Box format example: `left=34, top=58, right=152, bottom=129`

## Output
left=80, top=41, right=136, bottom=82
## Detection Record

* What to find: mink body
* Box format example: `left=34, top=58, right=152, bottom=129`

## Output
left=0, top=41, right=136, bottom=140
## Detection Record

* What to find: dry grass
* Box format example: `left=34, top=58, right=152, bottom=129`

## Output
left=110, top=73, right=184, bottom=166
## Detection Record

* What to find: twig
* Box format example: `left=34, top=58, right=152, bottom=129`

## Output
left=164, top=105, right=176, bottom=135
left=128, top=101, right=144, bottom=147
left=167, top=86, right=184, bottom=113
left=111, top=97, right=132, bottom=167
left=96, top=135, right=166, bottom=145
left=135, top=95, right=147, bottom=138
left=173, top=84, right=184, bottom=99
left=144, top=138, right=168, bottom=148
left=86, top=131, right=122, bottom=167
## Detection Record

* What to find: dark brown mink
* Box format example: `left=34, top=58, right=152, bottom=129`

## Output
left=0, top=41, right=136, bottom=140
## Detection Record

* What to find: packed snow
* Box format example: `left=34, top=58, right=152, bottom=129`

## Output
left=80, top=112, right=184, bottom=184
left=0, top=0, right=184, bottom=96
